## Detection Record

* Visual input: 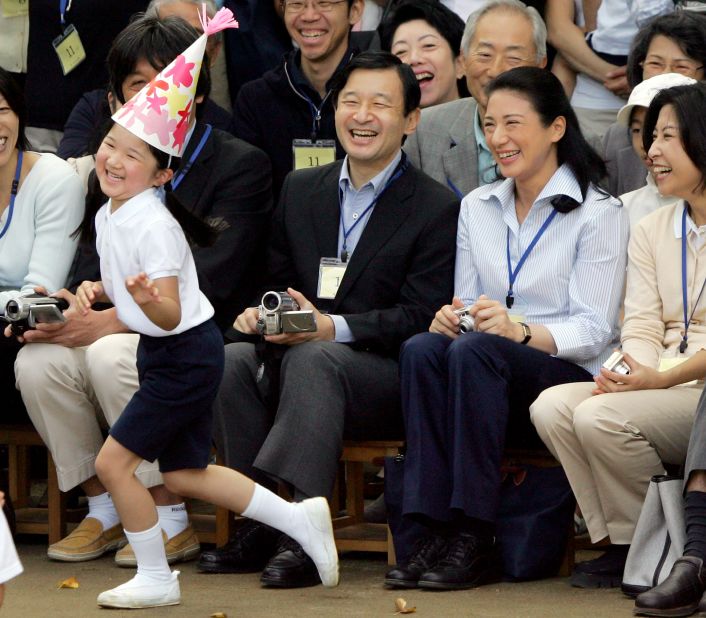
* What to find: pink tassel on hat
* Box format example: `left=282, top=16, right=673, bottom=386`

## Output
left=198, top=5, right=239, bottom=36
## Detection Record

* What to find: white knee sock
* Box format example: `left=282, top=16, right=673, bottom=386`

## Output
left=124, top=522, right=172, bottom=582
left=242, top=483, right=303, bottom=541
left=156, top=503, right=188, bottom=540
left=87, top=492, right=120, bottom=530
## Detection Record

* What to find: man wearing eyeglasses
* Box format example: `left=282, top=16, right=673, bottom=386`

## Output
left=403, top=0, right=547, bottom=199
left=232, top=0, right=365, bottom=200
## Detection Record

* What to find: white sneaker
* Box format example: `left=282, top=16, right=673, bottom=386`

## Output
left=96, top=571, right=181, bottom=608
left=295, top=497, right=339, bottom=587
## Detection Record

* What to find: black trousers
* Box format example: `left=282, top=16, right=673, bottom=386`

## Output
left=399, top=331, right=591, bottom=524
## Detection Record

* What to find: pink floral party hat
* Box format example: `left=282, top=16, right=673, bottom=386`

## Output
left=113, top=5, right=238, bottom=157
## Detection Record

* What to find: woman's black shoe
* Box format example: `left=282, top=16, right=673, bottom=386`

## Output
left=384, top=534, right=447, bottom=589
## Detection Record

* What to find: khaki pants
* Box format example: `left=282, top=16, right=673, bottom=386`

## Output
left=530, top=382, right=700, bottom=544
left=14, top=334, right=162, bottom=492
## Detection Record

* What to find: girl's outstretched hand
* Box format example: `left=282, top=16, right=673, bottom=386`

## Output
left=125, top=273, right=162, bottom=306
left=76, top=281, right=104, bottom=315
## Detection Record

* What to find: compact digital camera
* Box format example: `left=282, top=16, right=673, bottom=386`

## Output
left=4, top=293, right=68, bottom=335
left=256, top=291, right=317, bottom=336
left=603, top=351, right=630, bottom=375
left=454, top=306, right=475, bottom=333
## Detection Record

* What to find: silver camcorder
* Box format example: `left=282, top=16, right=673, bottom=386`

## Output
left=603, top=351, right=630, bottom=376
left=256, top=291, right=317, bottom=336
left=4, top=293, right=68, bottom=335
left=454, top=306, right=475, bottom=333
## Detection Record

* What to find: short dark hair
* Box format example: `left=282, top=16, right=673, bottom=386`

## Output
left=642, top=82, right=706, bottom=194
left=378, top=0, right=469, bottom=98
left=330, top=50, right=421, bottom=115
left=627, top=12, right=706, bottom=88
left=0, top=67, right=29, bottom=151
left=107, top=14, right=211, bottom=111
left=485, top=67, right=607, bottom=201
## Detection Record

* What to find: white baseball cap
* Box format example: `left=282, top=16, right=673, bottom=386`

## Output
left=616, top=72, right=698, bottom=126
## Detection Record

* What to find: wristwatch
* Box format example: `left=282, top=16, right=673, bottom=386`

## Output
left=518, top=322, right=532, bottom=345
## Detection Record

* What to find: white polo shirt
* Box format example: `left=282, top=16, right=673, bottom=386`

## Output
left=95, top=188, right=214, bottom=337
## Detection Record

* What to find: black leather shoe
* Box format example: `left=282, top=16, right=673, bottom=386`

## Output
left=571, top=544, right=629, bottom=589
left=260, top=535, right=321, bottom=588
left=634, top=556, right=706, bottom=617
left=417, top=531, right=499, bottom=590
left=197, top=520, right=279, bottom=573
left=385, top=534, right=448, bottom=589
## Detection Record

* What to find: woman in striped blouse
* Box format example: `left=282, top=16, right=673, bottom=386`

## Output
left=384, top=66, right=629, bottom=591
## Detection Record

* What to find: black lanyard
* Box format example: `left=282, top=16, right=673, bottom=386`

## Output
left=505, top=208, right=558, bottom=309
left=680, top=206, right=706, bottom=353
left=0, top=149, right=23, bottom=241
left=337, top=154, right=408, bottom=263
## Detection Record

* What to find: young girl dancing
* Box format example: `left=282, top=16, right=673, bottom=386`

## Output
left=73, top=8, right=338, bottom=609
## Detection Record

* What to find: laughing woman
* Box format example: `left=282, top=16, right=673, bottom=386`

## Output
left=0, top=68, right=84, bottom=418
left=384, top=66, right=629, bottom=591
left=532, top=81, right=706, bottom=594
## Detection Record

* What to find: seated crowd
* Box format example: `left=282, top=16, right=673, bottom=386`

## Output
left=1, top=0, right=706, bottom=615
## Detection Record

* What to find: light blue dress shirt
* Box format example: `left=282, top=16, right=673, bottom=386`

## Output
left=473, top=108, right=497, bottom=186
left=455, top=163, right=630, bottom=375
left=326, top=151, right=403, bottom=342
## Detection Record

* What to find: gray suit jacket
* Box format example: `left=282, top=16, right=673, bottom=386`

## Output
left=603, top=122, right=647, bottom=197
left=404, top=98, right=480, bottom=199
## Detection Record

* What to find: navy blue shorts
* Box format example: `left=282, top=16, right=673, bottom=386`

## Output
left=110, top=319, right=225, bottom=472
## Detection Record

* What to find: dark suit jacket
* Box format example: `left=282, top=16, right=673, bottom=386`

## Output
left=70, top=123, right=273, bottom=331
left=263, top=157, right=459, bottom=357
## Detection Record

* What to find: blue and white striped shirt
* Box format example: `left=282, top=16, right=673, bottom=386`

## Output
left=455, top=164, right=629, bottom=375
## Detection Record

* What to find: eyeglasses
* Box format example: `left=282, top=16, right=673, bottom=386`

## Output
left=640, top=59, right=704, bottom=76
left=282, top=0, right=348, bottom=13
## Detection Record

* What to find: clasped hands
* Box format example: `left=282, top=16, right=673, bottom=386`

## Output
left=593, top=351, right=664, bottom=395
left=429, top=295, right=526, bottom=342
left=233, top=287, right=334, bottom=345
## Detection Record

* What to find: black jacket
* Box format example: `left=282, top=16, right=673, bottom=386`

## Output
left=264, top=159, right=459, bottom=357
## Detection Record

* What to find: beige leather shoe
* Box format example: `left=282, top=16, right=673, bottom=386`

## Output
left=115, top=525, right=201, bottom=567
left=48, top=517, right=127, bottom=562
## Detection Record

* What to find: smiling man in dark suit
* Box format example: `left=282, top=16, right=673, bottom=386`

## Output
left=201, top=50, right=459, bottom=588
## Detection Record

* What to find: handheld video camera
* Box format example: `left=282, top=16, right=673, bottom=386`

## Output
left=454, top=306, right=475, bottom=333
left=3, top=293, right=69, bottom=336
left=256, top=291, right=317, bottom=336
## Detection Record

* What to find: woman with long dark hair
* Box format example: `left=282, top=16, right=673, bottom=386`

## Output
left=384, top=66, right=629, bottom=591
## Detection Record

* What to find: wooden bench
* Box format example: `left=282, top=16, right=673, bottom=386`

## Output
left=0, top=425, right=84, bottom=544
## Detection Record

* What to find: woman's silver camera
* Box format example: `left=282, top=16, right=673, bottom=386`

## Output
left=454, top=306, right=475, bottom=333
left=3, top=293, right=68, bottom=335
left=256, top=291, right=317, bottom=336
left=603, top=351, right=630, bottom=375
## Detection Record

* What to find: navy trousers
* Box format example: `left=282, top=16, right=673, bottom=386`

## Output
left=400, top=331, right=592, bottom=525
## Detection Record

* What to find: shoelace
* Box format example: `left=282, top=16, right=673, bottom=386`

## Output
left=437, top=534, right=483, bottom=567
left=408, top=535, right=447, bottom=570
left=275, top=534, right=306, bottom=557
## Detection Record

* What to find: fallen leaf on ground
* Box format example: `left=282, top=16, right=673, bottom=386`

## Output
left=210, top=613, right=227, bottom=618
left=57, top=576, right=79, bottom=589
left=395, top=597, right=416, bottom=614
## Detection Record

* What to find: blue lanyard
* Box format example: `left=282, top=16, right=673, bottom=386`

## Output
left=679, top=206, right=706, bottom=353
left=171, top=124, right=211, bottom=190
left=505, top=207, right=558, bottom=308
left=337, top=154, right=409, bottom=262
left=59, top=0, right=68, bottom=25
left=304, top=95, right=331, bottom=141
left=446, top=176, right=463, bottom=200
left=0, top=150, right=23, bottom=241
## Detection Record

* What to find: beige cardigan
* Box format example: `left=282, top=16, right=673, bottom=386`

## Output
left=622, top=200, right=706, bottom=369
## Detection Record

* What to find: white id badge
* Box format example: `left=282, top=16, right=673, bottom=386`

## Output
left=293, top=139, right=336, bottom=170
left=52, top=24, right=86, bottom=75
left=508, top=295, right=528, bottom=323
left=318, top=258, right=347, bottom=299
